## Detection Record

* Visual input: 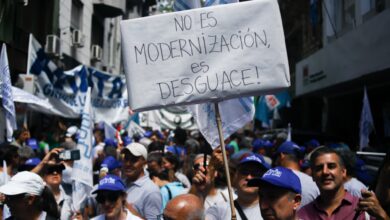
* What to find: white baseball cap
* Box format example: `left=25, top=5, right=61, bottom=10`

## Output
left=0, top=171, right=45, bottom=196
left=66, top=126, right=79, bottom=137
left=124, top=143, right=147, bottom=160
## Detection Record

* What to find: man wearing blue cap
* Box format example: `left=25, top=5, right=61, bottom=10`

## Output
left=252, top=139, right=272, bottom=165
left=248, top=166, right=302, bottom=220
left=274, top=141, right=319, bottom=207
left=100, top=156, right=122, bottom=177
left=205, top=153, right=270, bottom=220
left=92, top=175, right=142, bottom=220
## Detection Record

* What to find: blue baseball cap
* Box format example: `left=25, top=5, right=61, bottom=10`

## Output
left=104, top=138, right=118, bottom=147
left=26, top=138, right=38, bottom=150
left=92, top=175, right=126, bottom=193
left=277, top=141, right=302, bottom=156
left=252, top=139, right=273, bottom=151
left=248, top=166, right=302, bottom=194
left=239, top=153, right=270, bottom=170
left=101, top=156, right=122, bottom=171
left=300, top=159, right=310, bottom=169
left=305, top=139, right=320, bottom=148
left=25, top=157, right=41, bottom=166
left=122, top=136, right=132, bottom=146
left=144, top=131, right=153, bottom=138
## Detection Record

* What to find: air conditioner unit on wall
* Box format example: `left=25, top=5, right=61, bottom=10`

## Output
left=91, top=45, right=103, bottom=61
left=72, top=29, right=84, bottom=48
left=45, top=35, right=61, bottom=57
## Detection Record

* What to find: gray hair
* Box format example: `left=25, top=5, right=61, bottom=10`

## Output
left=193, top=154, right=211, bottom=163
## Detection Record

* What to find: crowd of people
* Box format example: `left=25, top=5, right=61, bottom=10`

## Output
left=0, top=122, right=389, bottom=220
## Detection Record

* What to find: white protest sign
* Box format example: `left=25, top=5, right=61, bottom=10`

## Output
left=121, top=0, right=290, bottom=111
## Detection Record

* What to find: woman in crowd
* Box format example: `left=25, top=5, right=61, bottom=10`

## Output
left=162, top=152, right=191, bottom=189
left=0, top=171, right=59, bottom=220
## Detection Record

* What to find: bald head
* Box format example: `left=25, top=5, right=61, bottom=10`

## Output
left=163, top=194, right=204, bottom=220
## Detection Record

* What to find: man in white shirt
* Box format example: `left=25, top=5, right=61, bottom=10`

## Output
left=203, top=153, right=270, bottom=220
left=274, top=141, right=320, bottom=207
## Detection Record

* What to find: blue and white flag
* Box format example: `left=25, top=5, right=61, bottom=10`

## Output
left=255, top=90, right=291, bottom=128
left=359, top=87, right=375, bottom=150
left=103, top=121, right=117, bottom=140
left=27, top=35, right=129, bottom=123
left=127, top=120, right=146, bottom=138
left=72, top=87, right=93, bottom=211
left=0, top=44, right=17, bottom=142
left=188, top=97, right=254, bottom=149
left=286, top=123, right=292, bottom=141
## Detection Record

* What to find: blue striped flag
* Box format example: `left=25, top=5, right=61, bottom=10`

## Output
left=188, top=97, right=254, bottom=149
left=72, top=88, right=93, bottom=212
left=0, top=44, right=17, bottom=142
left=359, top=87, right=374, bottom=150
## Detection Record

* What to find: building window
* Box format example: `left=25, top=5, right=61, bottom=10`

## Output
left=342, top=0, right=355, bottom=30
left=361, top=0, right=386, bottom=22
left=360, top=0, right=375, bottom=15
left=71, top=0, right=83, bottom=30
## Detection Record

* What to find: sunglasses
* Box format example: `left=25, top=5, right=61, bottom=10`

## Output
left=46, top=167, right=63, bottom=175
left=95, top=192, right=121, bottom=204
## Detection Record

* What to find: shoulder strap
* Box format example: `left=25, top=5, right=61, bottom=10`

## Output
left=164, top=185, right=173, bottom=200
left=233, top=200, right=248, bottom=220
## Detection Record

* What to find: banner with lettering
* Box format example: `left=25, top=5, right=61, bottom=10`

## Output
left=72, top=87, right=93, bottom=211
left=28, top=35, right=129, bottom=123
left=121, top=0, right=290, bottom=111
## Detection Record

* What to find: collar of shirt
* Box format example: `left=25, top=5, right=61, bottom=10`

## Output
left=126, top=174, right=149, bottom=187
left=312, top=191, right=355, bottom=214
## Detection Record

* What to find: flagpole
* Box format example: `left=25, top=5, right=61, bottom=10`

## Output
left=23, top=34, right=34, bottom=128
left=214, top=102, right=237, bottom=220
left=27, top=34, right=33, bottom=76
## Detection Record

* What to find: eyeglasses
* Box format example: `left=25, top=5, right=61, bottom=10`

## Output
left=95, top=192, right=121, bottom=204
left=5, top=194, right=28, bottom=204
left=157, top=214, right=174, bottom=220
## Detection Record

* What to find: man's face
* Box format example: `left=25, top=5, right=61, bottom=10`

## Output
left=259, top=184, right=301, bottom=220
left=5, top=194, right=30, bottom=218
left=96, top=191, right=123, bottom=219
left=235, top=162, right=265, bottom=195
left=311, top=153, right=346, bottom=192
left=192, top=157, right=208, bottom=175
left=19, top=130, right=30, bottom=142
left=147, top=160, right=162, bottom=173
left=121, top=150, right=145, bottom=182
